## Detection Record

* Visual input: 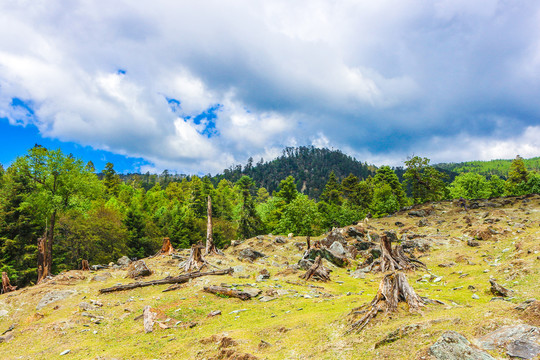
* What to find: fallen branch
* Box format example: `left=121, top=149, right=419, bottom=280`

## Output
left=99, top=268, right=233, bottom=294
left=203, top=285, right=258, bottom=300
left=300, top=256, right=331, bottom=281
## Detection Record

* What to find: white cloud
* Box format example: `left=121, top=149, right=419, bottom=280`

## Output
left=0, top=0, right=539, bottom=173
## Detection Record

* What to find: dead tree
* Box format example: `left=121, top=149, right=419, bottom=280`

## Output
left=300, top=256, right=330, bottom=281
left=160, top=237, right=174, bottom=255
left=1, top=272, right=17, bottom=294
left=205, top=196, right=221, bottom=256
left=99, top=268, right=233, bottom=293
left=348, top=272, right=438, bottom=333
left=373, top=234, right=426, bottom=272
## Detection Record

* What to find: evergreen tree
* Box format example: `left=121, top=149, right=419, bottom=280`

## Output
left=275, top=176, right=298, bottom=204
left=403, top=156, right=447, bottom=203
left=235, top=176, right=261, bottom=239
left=372, top=166, right=407, bottom=208
left=102, top=162, right=121, bottom=197
left=320, top=171, right=343, bottom=205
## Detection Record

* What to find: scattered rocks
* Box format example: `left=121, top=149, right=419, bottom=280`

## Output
left=467, top=239, right=480, bottom=247
left=117, top=256, right=131, bottom=266
left=429, top=331, right=495, bottom=359
left=238, top=248, right=266, bottom=262
left=91, top=272, right=112, bottom=282
left=36, top=290, right=76, bottom=310
left=126, top=260, right=152, bottom=279
left=408, top=210, right=428, bottom=217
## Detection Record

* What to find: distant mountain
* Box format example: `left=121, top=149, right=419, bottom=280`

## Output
left=435, top=156, right=540, bottom=178
left=213, top=146, right=377, bottom=198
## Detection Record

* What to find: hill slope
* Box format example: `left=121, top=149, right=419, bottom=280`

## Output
left=435, top=157, right=540, bottom=178
left=214, top=146, right=376, bottom=198
left=1, top=194, right=539, bottom=359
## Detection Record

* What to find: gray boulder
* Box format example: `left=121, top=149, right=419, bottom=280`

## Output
left=430, top=331, right=495, bottom=360
left=476, top=324, right=540, bottom=359
left=329, top=241, right=347, bottom=257
left=91, top=272, right=112, bottom=282
left=117, top=256, right=131, bottom=266
left=126, top=260, right=152, bottom=279
left=238, top=248, right=265, bottom=262
left=36, top=290, right=76, bottom=310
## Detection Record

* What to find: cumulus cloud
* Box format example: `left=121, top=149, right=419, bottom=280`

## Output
left=0, top=0, right=539, bottom=173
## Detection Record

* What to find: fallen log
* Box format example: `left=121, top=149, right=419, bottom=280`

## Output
left=300, top=256, right=331, bottom=281
left=203, top=285, right=257, bottom=300
left=99, top=268, right=233, bottom=294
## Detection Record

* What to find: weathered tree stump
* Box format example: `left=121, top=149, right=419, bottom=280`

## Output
left=182, top=244, right=207, bottom=272
left=348, top=272, right=439, bottom=333
left=143, top=305, right=156, bottom=333
left=160, top=237, right=174, bottom=255
left=1, top=272, right=17, bottom=294
left=300, top=256, right=331, bottom=281
left=81, top=259, right=90, bottom=271
left=377, top=234, right=426, bottom=272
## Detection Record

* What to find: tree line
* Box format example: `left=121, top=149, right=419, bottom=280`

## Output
left=1, top=146, right=538, bottom=288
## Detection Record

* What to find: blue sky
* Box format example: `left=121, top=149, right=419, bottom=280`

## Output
left=1, top=1, right=539, bottom=174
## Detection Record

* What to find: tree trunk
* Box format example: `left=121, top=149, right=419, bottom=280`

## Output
left=37, top=231, right=47, bottom=283
left=182, top=244, right=206, bottom=272
left=306, top=235, right=311, bottom=250
left=38, top=210, right=57, bottom=283
left=99, top=268, right=233, bottom=293
left=81, top=260, right=90, bottom=271
left=160, top=237, right=174, bottom=255
left=205, top=196, right=220, bottom=255
left=348, top=272, right=430, bottom=333
left=379, top=234, right=426, bottom=272
left=1, top=272, right=17, bottom=294
left=300, top=256, right=330, bottom=281
left=46, top=210, right=57, bottom=279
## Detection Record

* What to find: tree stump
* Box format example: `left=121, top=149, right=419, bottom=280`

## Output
left=300, top=256, right=330, bottom=281
left=160, top=237, right=174, bottom=255
left=81, top=259, right=90, bottom=271
left=182, top=244, right=207, bottom=272
left=143, top=305, right=156, bottom=333
left=1, top=272, right=17, bottom=294
left=379, top=234, right=426, bottom=272
left=348, top=272, right=440, bottom=333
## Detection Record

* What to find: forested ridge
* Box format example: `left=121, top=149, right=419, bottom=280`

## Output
left=1, top=146, right=539, bottom=289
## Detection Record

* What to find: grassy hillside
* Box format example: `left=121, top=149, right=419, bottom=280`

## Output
left=1, top=194, right=539, bottom=359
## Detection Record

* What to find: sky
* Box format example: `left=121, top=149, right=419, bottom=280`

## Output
left=1, top=0, right=539, bottom=174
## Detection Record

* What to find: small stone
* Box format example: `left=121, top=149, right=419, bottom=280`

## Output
left=60, top=350, right=71, bottom=355
left=472, top=294, right=480, bottom=299
left=0, top=310, right=8, bottom=317
left=208, top=310, right=221, bottom=317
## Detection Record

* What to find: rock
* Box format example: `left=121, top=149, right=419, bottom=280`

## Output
left=256, top=275, right=268, bottom=282
left=126, top=260, right=152, bottom=279
left=274, top=236, right=286, bottom=244
left=348, top=227, right=365, bottom=237
left=408, top=210, right=427, bottom=217
left=288, top=233, right=294, bottom=239
left=476, top=324, right=540, bottom=354
left=0, top=310, right=8, bottom=317
left=36, top=290, right=76, bottom=310
left=430, top=331, right=495, bottom=359
left=90, top=265, right=108, bottom=271
left=259, top=340, right=272, bottom=350
left=353, top=240, right=375, bottom=251
left=0, top=333, right=13, bottom=343
left=231, top=240, right=242, bottom=247
left=208, top=310, right=221, bottom=317
left=91, top=272, right=112, bottom=282
left=395, top=221, right=405, bottom=227
left=238, top=248, right=266, bottom=262
left=259, top=296, right=277, bottom=302
left=467, top=239, right=480, bottom=247
left=233, top=266, right=245, bottom=273
left=506, top=340, right=540, bottom=359
left=375, top=323, right=427, bottom=348
left=438, top=262, right=456, bottom=268
left=59, top=349, right=70, bottom=355
left=143, top=305, right=156, bottom=333
left=117, top=256, right=131, bottom=266
left=418, top=219, right=430, bottom=227
left=242, top=288, right=262, bottom=298
left=78, top=302, right=94, bottom=311
left=329, top=241, right=347, bottom=257
left=401, top=238, right=431, bottom=252
left=384, top=230, right=398, bottom=242
left=489, top=278, right=514, bottom=297
left=472, top=294, right=480, bottom=299
left=322, top=229, right=348, bottom=247
left=350, top=269, right=367, bottom=279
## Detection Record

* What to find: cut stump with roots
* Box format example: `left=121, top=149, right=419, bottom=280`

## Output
left=300, top=256, right=331, bottom=282
left=347, top=271, right=441, bottom=333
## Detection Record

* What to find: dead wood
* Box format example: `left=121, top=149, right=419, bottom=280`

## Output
left=81, top=259, right=90, bottom=271
left=348, top=272, right=434, bottom=334
left=182, top=244, right=207, bottom=272
left=205, top=196, right=222, bottom=256
left=160, top=237, right=174, bottom=255
left=489, top=278, right=514, bottom=297
left=1, top=272, right=17, bottom=294
left=300, top=256, right=331, bottom=281
left=203, top=285, right=257, bottom=300
left=143, top=305, right=156, bottom=333
left=303, top=247, right=349, bottom=267
left=99, top=268, right=233, bottom=294
left=379, top=234, right=426, bottom=272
